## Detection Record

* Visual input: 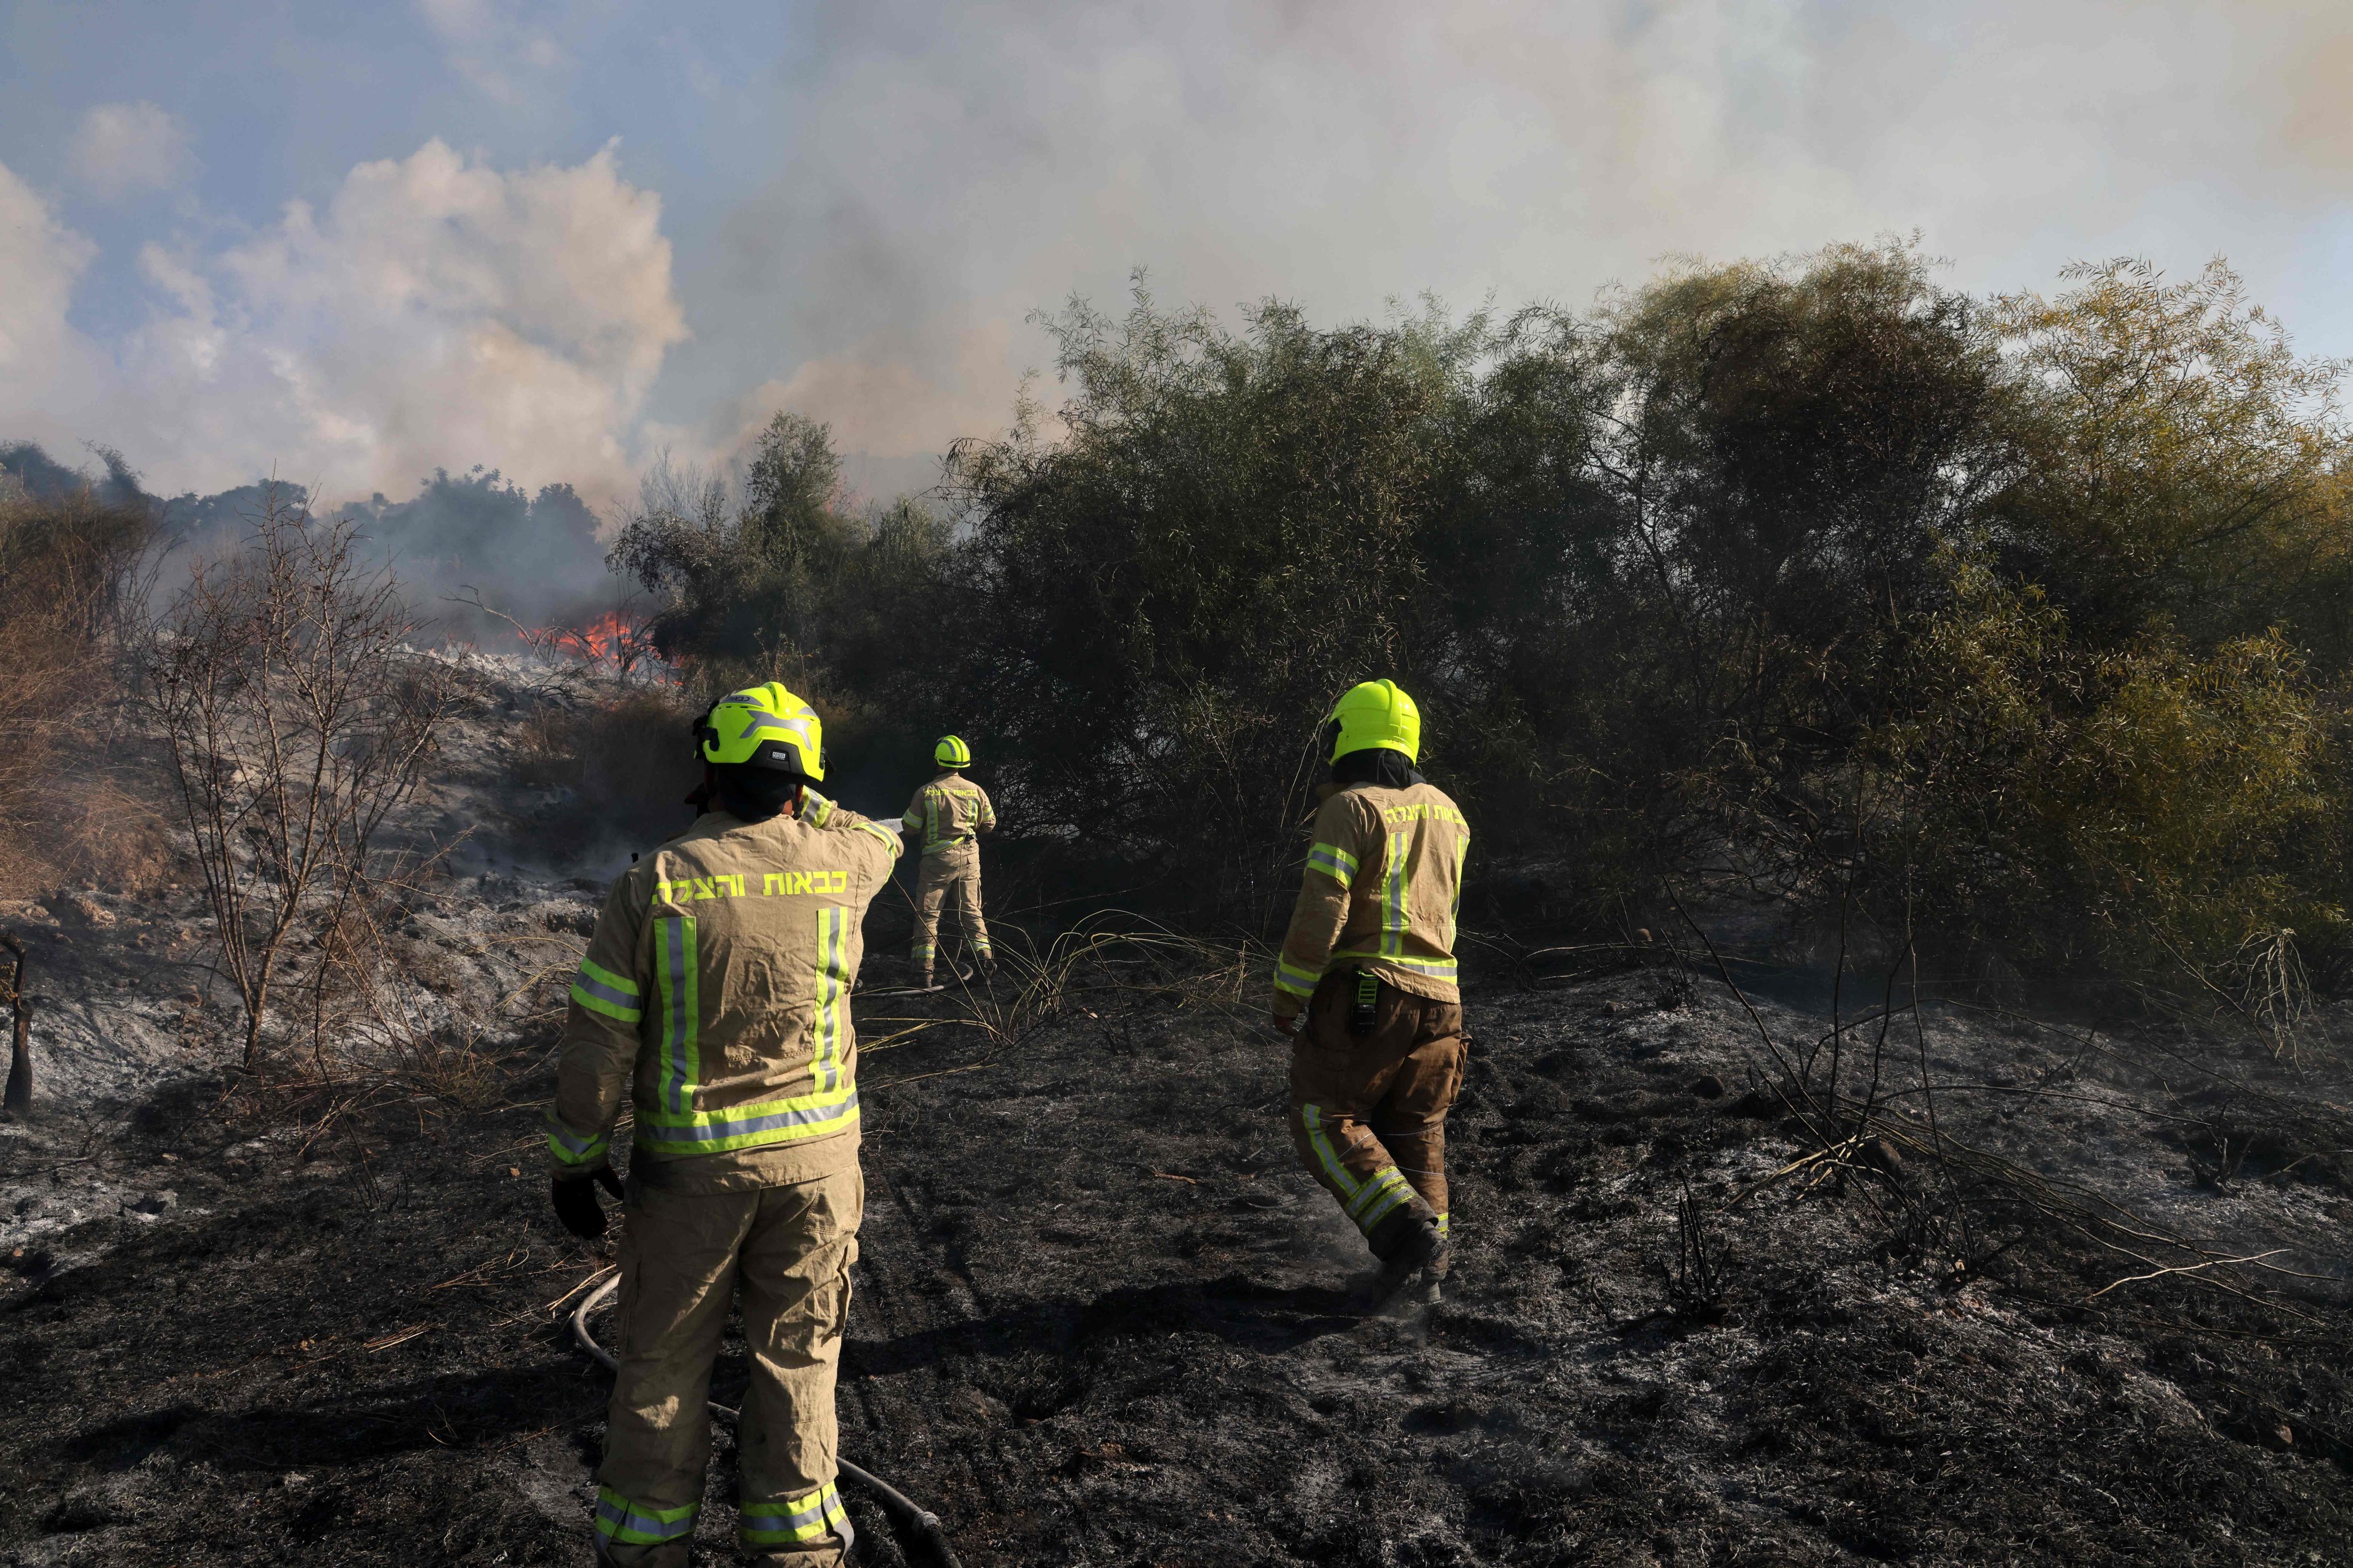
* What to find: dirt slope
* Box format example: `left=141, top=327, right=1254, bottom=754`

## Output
left=1, top=658, right=2348, bottom=1566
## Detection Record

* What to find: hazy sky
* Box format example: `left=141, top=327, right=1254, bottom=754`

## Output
left=2, top=0, right=2348, bottom=507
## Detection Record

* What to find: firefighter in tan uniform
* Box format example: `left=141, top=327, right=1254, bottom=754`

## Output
left=901, top=736, right=995, bottom=989
left=1270, top=680, right=1468, bottom=1306
left=547, top=683, right=902, bottom=1567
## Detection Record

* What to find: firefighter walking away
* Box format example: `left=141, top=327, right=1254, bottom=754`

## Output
left=902, top=735, right=996, bottom=989
left=1269, top=679, right=1469, bottom=1310
left=546, top=683, right=903, bottom=1566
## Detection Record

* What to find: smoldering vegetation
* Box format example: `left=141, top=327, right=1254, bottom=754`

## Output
left=0, top=242, right=2350, bottom=1565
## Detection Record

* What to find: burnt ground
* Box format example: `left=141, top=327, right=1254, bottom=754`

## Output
left=1, top=656, right=2349, bottom=1566
left=2, top=950, right=2350, bottom=1568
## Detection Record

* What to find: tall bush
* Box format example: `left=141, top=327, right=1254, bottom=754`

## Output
left=609, top=247, right=2353, bottom=998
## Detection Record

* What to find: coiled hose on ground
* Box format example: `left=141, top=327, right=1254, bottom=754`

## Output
left=572, top=1275, right=963, bottom=1567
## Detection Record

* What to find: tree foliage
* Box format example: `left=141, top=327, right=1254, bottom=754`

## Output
left=605, top=413, right=955, bottom=798
left=618, top=248, right=2353, bottom=992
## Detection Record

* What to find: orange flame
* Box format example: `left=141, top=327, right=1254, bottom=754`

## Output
left=522, top=610, right=670, bottom=678
left=554, top=611, right=632, bottom=661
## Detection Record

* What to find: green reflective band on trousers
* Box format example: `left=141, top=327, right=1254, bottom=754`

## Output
left=547, top=1118, right=611, bottom=1167
left=1347, top=1164, right=1416, bottom=1230
left=739, top=1481, right=846, bottom=1546
left=655, top=916, right=700, bottom=1115
left=572, top=957, right=643, bottom=1024
left=1301, top=1104, right=1414, bottom=1235
left=595, top=1486, right=699, bottom=1546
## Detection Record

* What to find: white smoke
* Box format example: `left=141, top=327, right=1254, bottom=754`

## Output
left=7, top=0, right=2353, bottom=504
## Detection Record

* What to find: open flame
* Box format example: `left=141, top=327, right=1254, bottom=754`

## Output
left=522, top=609, right=667, bottom=678
left=553, top=611, right=633, bottom=661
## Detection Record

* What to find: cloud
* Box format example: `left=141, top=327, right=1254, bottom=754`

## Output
left=7, top=140, right=687, bottom=505
left=0, top=162, right=104, bottom=422
left=65, top=102, right=193, bottom=201
left=16, top=0, right=2353, bottom=512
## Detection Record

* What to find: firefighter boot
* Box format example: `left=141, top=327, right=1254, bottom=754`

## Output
left=1422, top=1215, right=1454, bottom=1303
left=1361, top=1196, right=1446, bottom=1311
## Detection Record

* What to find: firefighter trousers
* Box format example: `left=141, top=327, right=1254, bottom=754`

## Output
left=911, top=845, right=989, bottom=974
left=595, top=1165, right=861, bottom=1567
left=1288, top=971, right=1466, bottom=1252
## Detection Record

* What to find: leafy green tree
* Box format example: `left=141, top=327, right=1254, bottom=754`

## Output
left=602, top=248, right=2353, bottom=1000
left=942, top=283, right=1619, bottom=913
left=1992, top=258, right=2351, bottom=651
left=607, top=415, right=955, bottom=798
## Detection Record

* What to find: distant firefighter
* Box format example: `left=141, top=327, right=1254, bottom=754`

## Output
left=1270, top=679, right=1469, bottom=1308
left=547, top=683, right=901, bottom=1567
left=901, top=735, right=996, bottom=990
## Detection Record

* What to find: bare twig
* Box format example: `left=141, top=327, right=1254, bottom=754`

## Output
left=2085, top=1250, right=2290, bottom=1301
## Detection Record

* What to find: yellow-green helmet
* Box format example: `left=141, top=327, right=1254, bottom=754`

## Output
left=1327, top=679, right=1419, bottom=764
left=697, top=682, right=825, bottom=781
left=935, top=735, right=971, bottom=768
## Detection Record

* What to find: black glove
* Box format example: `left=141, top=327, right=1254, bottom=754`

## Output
left=551, top=1165, right=624, bottom=1239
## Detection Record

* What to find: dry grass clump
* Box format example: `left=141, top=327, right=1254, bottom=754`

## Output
left=512, top=688, right=701, bottom=848
left=0, top=487, right=160, bottom=899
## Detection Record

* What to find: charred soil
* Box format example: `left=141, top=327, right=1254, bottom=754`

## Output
left=1, top=663, right=2348, bottom=1566
left=2, top=956, right=2349, bottom=1566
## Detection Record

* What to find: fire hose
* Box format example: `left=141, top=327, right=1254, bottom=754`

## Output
left=571, top=1275, right=962, bottom=1567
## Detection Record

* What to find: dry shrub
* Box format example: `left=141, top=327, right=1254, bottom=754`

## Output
left=1857, top=555, right=2351, bottom=991
left=0, top=488, right=157, bottom=898
left=146, top=488, right=454, bottom=1064
left=513, top=688, right=702, bottom=849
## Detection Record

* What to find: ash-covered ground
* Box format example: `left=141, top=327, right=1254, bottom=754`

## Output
left=2, top=662, right=2348, bottom=1566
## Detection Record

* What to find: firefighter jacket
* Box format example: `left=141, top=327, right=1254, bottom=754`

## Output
left=902, top=771, right=995, bottom=857
left=548, top=790, right=903, bottom=1192
left=1270, top=779, right=1468, bottom=1021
